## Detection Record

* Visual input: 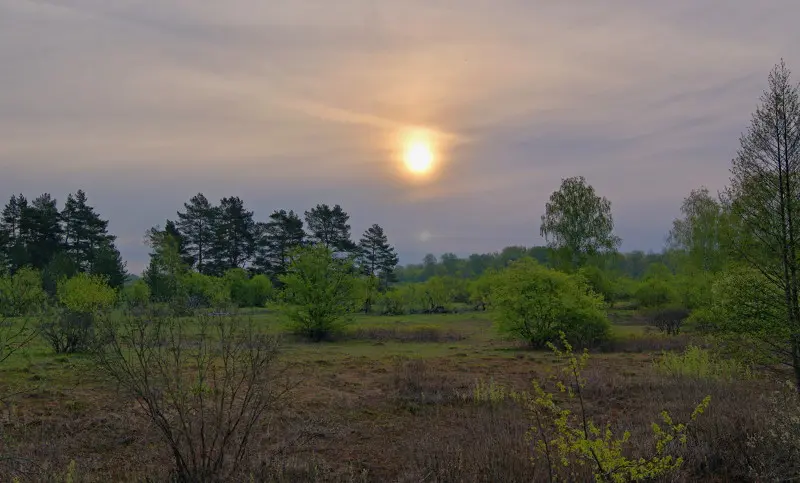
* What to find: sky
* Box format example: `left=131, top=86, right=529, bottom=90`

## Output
left=1, top=0, right=798, bottom=274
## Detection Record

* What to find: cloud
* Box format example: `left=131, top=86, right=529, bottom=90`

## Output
left=1, top=0, right=799, bottom=272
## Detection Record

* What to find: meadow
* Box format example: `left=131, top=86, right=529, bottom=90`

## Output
left=0, top=307, right=789, bottom=482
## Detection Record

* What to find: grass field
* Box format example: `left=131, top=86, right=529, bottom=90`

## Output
left=0, top=310, right=788, bottom=481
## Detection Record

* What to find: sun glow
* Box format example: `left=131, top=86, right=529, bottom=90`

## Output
left=400, top=129, right=437, bottom=176
left=404, top=140, right=434, bottom=174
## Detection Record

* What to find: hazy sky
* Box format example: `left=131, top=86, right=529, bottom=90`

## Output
left=1, top=1, right=798, bottom=274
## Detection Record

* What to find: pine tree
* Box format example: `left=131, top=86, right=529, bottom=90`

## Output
left=210, top=196, right=256, bottom=274
left=358, top=224, right=399, bottom=290
left=61, top=190, right=115, bottom=271
left=24, top=194, right=62, bottom=270
left=304, top=204, right=356, bottom=256
left=1, top=194, right=29, bottom=272
left=176, top=193, right=218, bottom=274
left=163, top=219, right=194, bottom=267
left=254, top=209, right=305, bottom=278
left=91, top=240, right=127, bottom=289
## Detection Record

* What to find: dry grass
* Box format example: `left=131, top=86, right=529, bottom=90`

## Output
left=0, top=313, right=792, bottom=482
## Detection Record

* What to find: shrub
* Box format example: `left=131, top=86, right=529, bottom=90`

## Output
left=181, top=272, right=231, bottom=310
left=93, top=312, right=291, bottom=482
left=278, top=245, right=359, bottom=341
left=635, top=278, right=679, bottom=309
left=0, top=268, right=46, bottom=317
left=654, top=345, right=753, bottom=381
left=576, top=265, right=616, bottom=305
left=490, top=258, right=610, bottom=348
left=520, top=333, right=711, bottom=482
left=40, top=273, right=116, bottom=354
left=121, top=279, right=150, bottom=310
left=648, top=307, right=690, bottom=335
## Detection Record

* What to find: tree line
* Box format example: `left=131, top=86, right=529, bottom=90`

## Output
left=0, top=190, right=126, bottom=290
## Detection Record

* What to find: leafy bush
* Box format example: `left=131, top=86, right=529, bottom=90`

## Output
left=278, top=245, right=359, bottom=341
left=121, top=279, right=151, bottom=310
left=0, top=268, right=46, bottom=317
left=654, top=345, right=753, bottom=381
left=40, top=273, right=116, bottom=353
left=489, top=258, right=610, bottom=348
left=223, top=269, right=273, bottom=308
left=635, top=278, right=679, bottom=309
left=180, top=272, right=230, bottom=310
left=576, top=265, right=616, bottom=305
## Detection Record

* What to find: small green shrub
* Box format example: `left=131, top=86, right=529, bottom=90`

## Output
left=0, top=267, right=46, bottom=317
left=654, top=345, right=753, bottom=381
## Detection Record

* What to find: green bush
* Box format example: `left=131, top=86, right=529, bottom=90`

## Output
left=41, top=273, right=116, bottom=353
left=654, top=345, right=753, bottom=381
left=122, top=279, right=151, bottom=310
left=576, top=265, right=616, bottom=304
left=489, top=258, right=610, bottom=348
left=0, top=267, right=47, bottom=317
left=635, top=279, right=679, bottom=309
left=181, top=272, right=231, bottom=310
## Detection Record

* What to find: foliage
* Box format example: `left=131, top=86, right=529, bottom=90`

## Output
left=209, top=196, right=256, bottom=274
left=634, top=279, right=679, bottom=309
left=304, top=203, right=357, bottom=256
left=468, top=271, right=495, bottom=310
left=540, top=176, right=621, bottom=270
left=521, top=333, right=711, bottom=482
left=357, top=223, right=399, bottom=291
left=93, top=311, right=291, bottom=482
left=721, top=60, right=800, bottom=389
left=278, top=245, right=359, bottom=341
left=40, top=273, right=116, bottom=354
left=667, top=187, right=729, bottom=273
left=180, top=271, right=231, bottom=310
left=121, top=279, right=151, bottom=310
left=253, top=209, right=305, bottom=278
left=0, top=267, right=46, bottom=317
left=654, top=345, right=753, bottom=381
left=222, top=268, right=273, bottom=308
left=489, top=258, right=610, bottom=348
left=56, top=272, right=116, bottom=315
left=176, top=193, right=218, bottom=274
left=576, top=265, right=616, bottom=305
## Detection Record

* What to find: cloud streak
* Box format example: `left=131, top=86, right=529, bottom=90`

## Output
left=1, top=0, right=798, bottom=273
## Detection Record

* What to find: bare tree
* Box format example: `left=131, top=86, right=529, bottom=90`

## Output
left=93, top=311, right=292, bottom=482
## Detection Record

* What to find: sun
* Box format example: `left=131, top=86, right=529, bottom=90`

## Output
left=403, top=139, right=434, bottom=174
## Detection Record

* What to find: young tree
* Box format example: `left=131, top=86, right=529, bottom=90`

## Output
left=667, top=187, right=729, bottom=273
left=718, top=60, right=800, bottom=389
left=357, top=224, right=399, bottom=291
left=143, top=226, right=190, bottom=304
left=254, top=209, right=305, bottom=278
left=210, top=196, right=256, bottom=274
left=176, top=193, right=218, bottom=274
left=304, top=204, right=356, bottom=256
left=278, top=245, right=359, bottom=341
left=540, top=176, right=620, bottom=271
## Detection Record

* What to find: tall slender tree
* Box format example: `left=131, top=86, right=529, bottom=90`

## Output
left=720, top=60, right=800, bottom=390
left=254, top=209, right=305, bottom=278
left=357, top=224, right=399, bottom=290
left=667, top=187, right=729, bottom=273
left=304, top=204, right=356, bottom=256
left=1, top=195, right=29, bottom=272
left=210, top=196, right=256, bottom=274
left=176, top=193, right=218, bottom=274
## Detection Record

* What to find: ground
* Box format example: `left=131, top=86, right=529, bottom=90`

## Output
left=0, top=310, right=779, bottom=482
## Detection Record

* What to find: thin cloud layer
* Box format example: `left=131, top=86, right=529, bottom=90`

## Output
left=1, top=0, right=797, bottom=273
